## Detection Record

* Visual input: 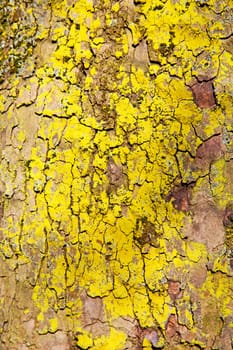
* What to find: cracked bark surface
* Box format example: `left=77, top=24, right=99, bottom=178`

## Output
left=0, top=0, right=233, bottom=349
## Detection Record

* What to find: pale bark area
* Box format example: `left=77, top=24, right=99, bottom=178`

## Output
left=0, top=0, right=233, bottom=349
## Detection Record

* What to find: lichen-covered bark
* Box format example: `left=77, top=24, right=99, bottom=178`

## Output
left=0, top=0, right=233, bottom=349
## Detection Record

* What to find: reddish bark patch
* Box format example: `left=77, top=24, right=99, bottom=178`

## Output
left=196, top=135, right=223, bottom=162
left=165, top=314, right=179, bottom=339
left=191, top=81, right=216, bottom=108
left=168, top=280, right=182, bottom=300
left=166, top=184, right=192, bottom=212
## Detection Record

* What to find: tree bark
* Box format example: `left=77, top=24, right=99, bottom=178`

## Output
left=0, top=0, right=233, bottom=349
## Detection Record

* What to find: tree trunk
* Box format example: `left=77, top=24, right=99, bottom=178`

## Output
left=0, top=0, right=233, bottom=349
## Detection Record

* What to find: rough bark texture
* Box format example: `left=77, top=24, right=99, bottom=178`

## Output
left=0, top=0, right=233, bottom=349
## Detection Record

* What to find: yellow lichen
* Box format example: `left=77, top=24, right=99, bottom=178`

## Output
left=0, top=0, right=233, bottom=348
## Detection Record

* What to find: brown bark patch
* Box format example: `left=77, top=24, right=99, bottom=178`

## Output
left=190, top=81, right=216, bottom=108
left=184, top=200, right=225, bottom=250
left=230, top=259, right=233, bottom=269
left=107, top=159, right=123, bottom=183
left=189, top=264, right=207, bottom=288
left=0, top=204, right=3, bottom=222
left=37, top=331, right=71, bottom=350
left=134, top=217, right=159, bottom=246
left=223, top=203, right=233, bottom=228
left=134, top=39, right=150, bottom=68
left=107, top=158, right=125, bottom=192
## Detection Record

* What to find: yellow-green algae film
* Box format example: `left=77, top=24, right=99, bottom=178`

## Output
left=0, top=0, right=233, bottom=349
